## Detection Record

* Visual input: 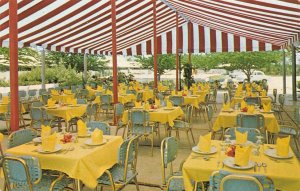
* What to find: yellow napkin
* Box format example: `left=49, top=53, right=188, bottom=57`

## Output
left=197, top=133, right=211, bottom=152
left=263, top=103, right=271, bottom=112
left=2, top=96, right=9, bottom=104
left=144, top=102, right=150, bottom=111
left=106, top=90, right=113, bottom=95
left=135, top=101, right=142, bottom=107
left=247, top=105, right=255, bottom=114
left=235, top=91, right=241, bottom=97
left=64, top=90, right=72, bottom=95
left=247, top=91, right=252, bottom=96
left=235, top=129, right=248, bottom=145
left=51, top=90, right=59, bottom=95
left=177, top=91, right=182, bottom=96
left=86, top=86, right=91, bottom=90
left=41, top=125, right=51, bottom=138
left=97, top=86, right=103, bottom=91
left=47, top=99, right=56, bottom=107
left=166, top=100, right=173, bottom=108
left=0, top=133, right=3, bottom=142
left=241, top=100, right=247, bottom=109
left=171, top=90, right=176, bottom=96
left=91, top=129, right=103, bottom=144
left=77, top=120, right=88, bottom=136
left=235, top=145, right=251, bottom=166
left=94, top=96, right=100, bottom=103
left=155, top=99, right=160, bottom=107
left=276, top=136, right=290, bottom=157
left=261, top=90, right=267, bottom=97
left=66, top=98, right=76, bottom=105
left=223, top=102, right=231, bottom=110
left=41, top=133, right=57, bottom=152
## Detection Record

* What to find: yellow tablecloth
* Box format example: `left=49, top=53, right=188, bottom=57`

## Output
left=122, top=107, right=184, bottom=127
left=183, top=95, right=207, bottom=108
left=45, top=104, right=87, bottom=122
left=182, top=140, right=300, bottom=191
left=88, top=89, right=105, bottom=97
left=233, top=96, right=271, bottom=106
left=118, top=94, right=136, bottom=104
left=212, top=110, right=279, bottom=133
left=0, top=103, right=26, bottom=114
left=6, top=135, right=123, bottom=189
left=51, top=94, right=75, bottom=103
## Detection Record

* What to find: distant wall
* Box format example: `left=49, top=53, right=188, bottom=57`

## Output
left=0, top=71, right=27, bottom=81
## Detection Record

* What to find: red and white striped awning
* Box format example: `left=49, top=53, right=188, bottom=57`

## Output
left=1, top=0, right=299, bottom=55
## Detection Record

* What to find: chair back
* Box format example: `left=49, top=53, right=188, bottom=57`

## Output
left=77, top=99, right=87, bottom=104
left=278, top=94, right=285, bottom=107
left=115, top=103, right=124, bottom=118
left=161, top=137, right=178, bottom=185
left=3, top=156, right=42, bottom=191
left=206, top=105, right=214, bottom=122
left=118, top=135, right=140, bottom=182
left=169, top=96, right=184, bottom=107
left=128, top=109, right=149, bottom=126
left=28, top=89, right=37, bottom=97
left=86, top=103, right=98, bottom=120
left=223, top=93, right=229, bottom=104
left=7, top=129, right=37, bottom=149
left=100, top=94, right=112, bottom=104
left=209, top=170, right=274, bottom=191
left=294, top=107, right=300, bottom=124
left=31, top=101, right=44, bottom=107
left=236, top=114, right=264, bottom=130
left=41, top=94, right=50, bottom=105
left=87, top=121, right=110, bottom=135
left=184, top=105, right=193, bottom=123
left=126, top=89, right=137, bottom=95
left=80, top=89, right=89, bottom=98
left=272, top=89, right=277, bottom=102
left=225, top=127, right=261, bottom=143
left=244, top=97, right=261, bottom=106
left=136, top=92, right=143, bottom=102
left=18, top=90, right=27, bottom=100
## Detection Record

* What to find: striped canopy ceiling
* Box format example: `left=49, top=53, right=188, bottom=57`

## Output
left=1, top=0, right=299, bottom=56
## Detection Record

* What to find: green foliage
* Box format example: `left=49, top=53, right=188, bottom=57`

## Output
left=182, top=63, right=195, bottom=88
left=135, top=54, right=176, bottom=79
left=0, top=79, right=9, bottom=87
left=182, top=53, right=219, bottom=71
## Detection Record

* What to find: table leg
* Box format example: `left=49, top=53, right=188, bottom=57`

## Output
left=76, top=179, right=81, bottom=191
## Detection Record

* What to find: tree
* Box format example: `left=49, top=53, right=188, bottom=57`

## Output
left=135, top=54, right=176, bottom=81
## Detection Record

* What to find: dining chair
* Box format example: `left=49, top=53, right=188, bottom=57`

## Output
left=18, top=90, right=27, bottom=101
left=170, top=105, right=195, bottom=148
left=169, top=96, right=184, bottom=107
left=136, top=92, right=143, bottom=102
left=236, top=114, right=264, bottom=130
left=31, top=101, right=44, bottom=107
left=87, top=121, right=111, bottom=135
left=272, top=94, right=285, bottom=120
left=28, top=89, right=38, bottom=101
left=86, top=103, right=98, bottom=121
left=208, top=88, right=217, bottom=111
left=244, top=97, right=261, bottom=106
left=208, top=170, right=275, bottom=191
left=97, top=135, right=140, bottom=191
left=29, top=106, right=52, bottom=131
left=2, top=156, right=72, bottom=191
left=126, top=89, right=137, bottom=95
left=224, top=127, right=261, bottom=143
left=77, top=98, right=87, bottom=104
left=71, top=85, right=77, bottom=93
left=7, top=129, right=37, bottom=149
left=128, top=109, right=155, bottom=156
left=100, top=94, right=113, bottom=117
left=114, top=103, right=127, bottom=138
left=41, top=94, right=50, bottom=105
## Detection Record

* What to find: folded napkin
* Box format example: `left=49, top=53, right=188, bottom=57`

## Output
left=171, top=90, right=176, bottom=96
left=177, top=91, right=182, bottom=96
left=64, top=90, right=72, bottom=95
left=91, top=129, right=103, bottom=144
left=235, top=91, right=241, bottom=97
left=197, top=133, right=211, bottom=152
left=0, top=133, right=3, bottom=142
left=41, top=125, right=52, bottom=138
left=77, top=120, right=88, bottom=136
left=235, top=129, right=248, bottom=145
left=257, top=86, right=262, bottom=91
left=155, top=99, right=160, bottom=107
left=241, top=100, right=247, bottom=109
left=235, top=145, right=251, bottom=166
left=166, top=100, right=173, bottom=108
left=41, top=132, right=57, bottom=152
left=261, top=90, right=267, bottom=97
left=247, top=91, right=252, bottom=97
left=94, top=96, right=100, bottom=103
left=47, top=99, right=56, bottom=107
left=223, top=102, right=231, bottom=110
left=51, top=90, right=59, bottom=96
left=263, top=103, right=271, bottom=112
left=106, top=90, right=113, bottom=95
left=247, top=105, right=255, bottom=114
left=135, top=101, right=142, bottom=107
left=144, top=102, right=150, bottom=111
left=86, top=86, right=92, bottom=90
left=237, top=85, right=243, bottom=91
left=276, top=136, right=290, bottom=157
left=97, top=86, right=103, bottom=91
left=2, top=96, right=9, bottom=104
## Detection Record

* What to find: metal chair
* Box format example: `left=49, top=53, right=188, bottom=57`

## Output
left=208, top=89, right=217, bottom=111
left=224, top=127, right=261, bottom=143
left=170, top=105, right=195, bottom=148
left=100, top=94, right=113, bottom=117
left=86, top=103, right=98, bottom=121
left=77, top=99, right=87, bottom=104
left=18, top=90, right=27, bottom=101
left=7, top=129, right=37, bottom=148
left=244, top=97, right=261, bottom=106
left=28, top=89, right=38, bottom=100
left=208, top=170, right=275, bottom=191
left=128, top=109, right=155, bottom=156
left=114, top=103, right=127, bottom=138
left=2, top=156, right=72, bottom=191
left=272, top=94, right=285, bottom=120
left=29, top=106, right=52, bottom=131
left=97, top=135, right=140, bottom=191
left=169, top=96, right=184, bottom=107
left=31, top=101, right=45, bottom=107
left=87, top=121, right=111, bottom=135
left=236, top=114, right=264, bottom=130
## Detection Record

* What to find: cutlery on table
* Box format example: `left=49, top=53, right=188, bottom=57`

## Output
left=257, top=162, right=262, bottom=172
left=262, top=163, right=267, bottom=173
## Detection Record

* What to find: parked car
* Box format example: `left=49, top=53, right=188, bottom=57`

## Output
left=230, top=70, right=269, bottom=83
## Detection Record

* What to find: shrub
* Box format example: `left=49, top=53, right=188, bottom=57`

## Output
left=0, top=79, right=9, bottom=87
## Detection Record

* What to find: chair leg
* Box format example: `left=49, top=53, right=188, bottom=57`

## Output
left=151, top=133, right=154, bottom=156
left=186, top=130, right=191, bottom=148
left=134, top=176, right=140, bottom=191
left=293, top=135, right=300, bottom=152
left=190, top=128, right=195, bottom=144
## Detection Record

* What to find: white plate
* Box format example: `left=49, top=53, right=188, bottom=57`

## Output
left=222, top=109, right=233, bottom=112
left=37, top=145, right=62, bottom=154
left=223, top=157, right=255, bottom=170
left=260, top=110, right=274, bottom=114
left=84, top=139, right=107, bottom=146
left=192, top=146, right=217, bottom=154
left=69, top=105, right=79, bottom=107
left=46, top=106, right=57, bottom=109
left=230, top=140, right=253, bottom=146
left=32, top=137, right=42, bottom=143
left=164, top=108, right=175, bottom=110
left=78, top=132, right=91, bottom=138
left=264, top=148, right=293, bottom=159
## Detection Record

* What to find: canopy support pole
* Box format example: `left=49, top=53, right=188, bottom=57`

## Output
left=175, top=12, right=179, bottom=91
left=83, top=53, right=87, bottom=84
left=9, top=0, right=19, bottom=132
left=292, top=45, right=297, bottom=101
left=41, top=48, right=46, bottom=90
left=153, top=0, right=158, bottom=89
left=282, top=49, right=286, bottom=94
left=111, top=0, right=118, bottom=104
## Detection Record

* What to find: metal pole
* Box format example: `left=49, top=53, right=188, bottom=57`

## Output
left=153, top=0, right=158, bottom=89
left=176, top=12, right=179, bottom=91
left=41, top=48, right=46, bottom=90
left=291, top=45, right=297, bottom=101
left=83, top=53, right=87, bottom=83
left=111, top=0, right=118, bottom=103
left=9, top=0, right=19, bottom=131
left=282, top=49, right=286, bottom=94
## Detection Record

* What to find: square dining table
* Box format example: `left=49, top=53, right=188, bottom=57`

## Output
left=45, top=104, right=87, bottom=123
left=182, top=140, right=300, bottom=191
left=5, top=135, right=123, bottom=190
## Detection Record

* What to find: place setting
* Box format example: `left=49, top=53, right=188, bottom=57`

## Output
left=264, top=136, right=294, bottom=161
left=192, top=133, right=217, bottom=160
